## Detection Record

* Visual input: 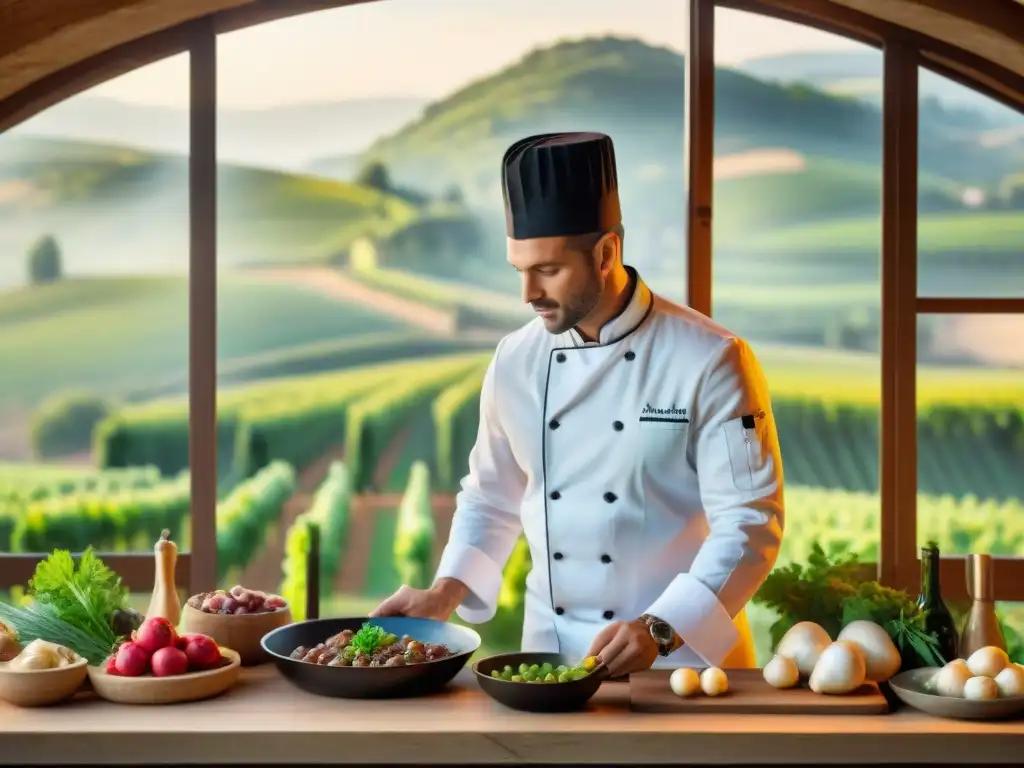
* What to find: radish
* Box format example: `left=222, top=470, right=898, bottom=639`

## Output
left=181, top=634, right=222, bottom=670
left=114, top=641, right=150, bottom=677
left=151, top=646, right=189, bottom=677
left=136, top=616, right=178, bottom=654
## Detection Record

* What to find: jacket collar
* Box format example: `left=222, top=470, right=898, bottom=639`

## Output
left=561, top=266, right=653, bottom=348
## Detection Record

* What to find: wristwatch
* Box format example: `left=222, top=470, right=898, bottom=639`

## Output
left=639, top=614, right=678, bottom=657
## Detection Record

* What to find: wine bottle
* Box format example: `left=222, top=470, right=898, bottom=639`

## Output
left=916, top=543, right=958, bottom=664
left=960, top=553, right=1006, bottom=658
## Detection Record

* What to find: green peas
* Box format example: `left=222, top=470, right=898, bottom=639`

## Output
left=491, top=659, right=597, bottom=684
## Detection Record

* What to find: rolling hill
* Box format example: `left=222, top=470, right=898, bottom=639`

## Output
left=10, top=96, right=428, bottom=170
left=350, top=36, right=1023, bottom=211
left=0, top=136, right=418, bottom=289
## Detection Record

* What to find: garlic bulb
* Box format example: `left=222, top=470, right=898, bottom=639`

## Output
left=836, top=620, right=902, bottom=682
left=808, top=640, right=866, bottom=694
left=776, top=621, right=832, bottom=678
left=966, top=646, right=1009, bottom=678
left=9, top=638, right=72, bottom=671
left=0, top=621, right=20, bottom=663
left=763, top=654, right=800, bottom=689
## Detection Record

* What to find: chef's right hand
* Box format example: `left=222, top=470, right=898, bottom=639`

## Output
left=369, top=578, right=468, bottom=621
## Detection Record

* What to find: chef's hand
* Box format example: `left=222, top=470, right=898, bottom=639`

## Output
left=369, top=578, right=467, bottom=621
left=586, top=619, right=659, bottom=677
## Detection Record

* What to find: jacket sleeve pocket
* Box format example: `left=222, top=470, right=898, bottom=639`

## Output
left=722, top=415, right=769, bottom=492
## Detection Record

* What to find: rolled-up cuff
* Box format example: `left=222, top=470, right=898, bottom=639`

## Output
left=644, top=573, right=739, bottom=668
left=434, top=543, right=504, bottom=624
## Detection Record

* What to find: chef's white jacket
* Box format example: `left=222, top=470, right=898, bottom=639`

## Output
left=435, top=269, right=785, bottom=668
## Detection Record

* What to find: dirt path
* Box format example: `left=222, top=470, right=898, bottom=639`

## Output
left=245, top=267, right=456, bottom=336
left=333, top=426, right=412, bottom=593
left=940, top=315, right=1024, bottom=368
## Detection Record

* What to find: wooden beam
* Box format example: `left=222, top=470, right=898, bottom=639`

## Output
left=686, top=0, right=715, bottom=317
left=187, top=18, right=218, bottom=595
left=0, top=553, right=191, bottom=591
left=878, top=40, right=919, bottom=591
left=917, top=297, right=1024, bottom=314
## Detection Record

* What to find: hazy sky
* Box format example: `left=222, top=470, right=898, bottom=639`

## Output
left=91, top=1, right=863, bottom=109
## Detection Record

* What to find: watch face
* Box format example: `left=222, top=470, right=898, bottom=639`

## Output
left=651, top=621, right=673, bottom=644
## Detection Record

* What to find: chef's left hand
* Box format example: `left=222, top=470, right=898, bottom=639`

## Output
left=585, top=619, right=659, bottom=677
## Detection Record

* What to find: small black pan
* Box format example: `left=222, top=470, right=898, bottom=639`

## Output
left=473, top=651, right=610, bottom=712
left=261, top=616, right=480, bottom=699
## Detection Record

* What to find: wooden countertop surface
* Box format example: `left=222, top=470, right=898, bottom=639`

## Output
left=2, top=664, right=1024, bottom=765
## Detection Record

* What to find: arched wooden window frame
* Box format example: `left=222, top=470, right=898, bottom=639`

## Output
left=0, top=0, right=1021, bottom=600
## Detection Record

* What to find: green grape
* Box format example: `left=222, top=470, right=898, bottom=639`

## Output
left=490, top=670, right=501, bottom=679
left=543, top=672, right=557, bottom=682
left=510, top=674, right=523, bottom=682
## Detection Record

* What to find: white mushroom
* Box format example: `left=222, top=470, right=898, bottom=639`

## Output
left=836, top=620, right=902, bottom=682
left=763, top=654, right=800, bottom=689
left=776, top=621, right=832, bottom=678
left=808, top=640, right=866, bottom=695
left=963, top=675, right=999, bottom=701
left=700, top=667, right=729, bottom=696
left=966, top=646, right=1009, bottom=678
left=669, top=667, right=701, bottom=697
left=932, top=659, right=972, bottom=698
left=993, top=665, right=1024, bottom=697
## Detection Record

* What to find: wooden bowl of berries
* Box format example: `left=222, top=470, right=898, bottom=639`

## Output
left=88, top=617, right=241, bottom=705
left=182, top=584, right=292, bottom=666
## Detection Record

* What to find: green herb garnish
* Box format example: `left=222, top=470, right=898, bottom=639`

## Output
left=349, top=622, right=389, bottom=656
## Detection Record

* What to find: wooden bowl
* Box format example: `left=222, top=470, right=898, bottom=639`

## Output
left=181, top=603, right=292, bottom=666
left=87, top=648, right=241, bottom=705
left=0, top=657, right=88, bottom=707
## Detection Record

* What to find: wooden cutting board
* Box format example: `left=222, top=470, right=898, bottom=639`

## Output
left=630, top=669, right=889, bottom=715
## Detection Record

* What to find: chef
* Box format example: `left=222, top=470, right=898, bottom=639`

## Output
left=372, top=131, right=785, bottom=676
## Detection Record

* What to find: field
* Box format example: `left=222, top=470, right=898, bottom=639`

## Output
left=0, top=274, right=415, bottom=407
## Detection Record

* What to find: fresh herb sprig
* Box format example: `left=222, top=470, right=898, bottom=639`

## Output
left=349, top=622, right=389, bottom=656
left=0, top=600, right=113, bottom=665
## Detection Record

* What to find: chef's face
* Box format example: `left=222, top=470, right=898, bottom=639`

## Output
left=508, top=232, right=618, bottom=335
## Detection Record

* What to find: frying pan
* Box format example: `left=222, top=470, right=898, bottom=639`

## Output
left=261, top=616, right=480, bottom=699
left=473, top=651, right=610, bottom=712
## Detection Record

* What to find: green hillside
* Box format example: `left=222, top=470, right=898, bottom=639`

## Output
left=356, top=36, right=1018, bottom=208
left=0, top=274, right=412, bottom=407
left=0, top=136, right=417, bottom=283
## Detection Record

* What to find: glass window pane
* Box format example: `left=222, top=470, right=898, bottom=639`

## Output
left=715, top=9, right=884, bottom=664
left=0, top=54, right=190, bottom=608
left=916, top=314, right=1024, bottom=555
left=214, top=1, right=688, bottom=643
left=917, top=67, right=1024, bottom=297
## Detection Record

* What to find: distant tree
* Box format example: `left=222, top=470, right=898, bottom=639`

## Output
left=356, top=161, right=392, bottom=192
left=27, top=234, right=63, bottom=285
left=442, top=185, right=465, bottom=206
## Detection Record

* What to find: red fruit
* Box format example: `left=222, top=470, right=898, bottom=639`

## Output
left=181, top=634, right=222, bottom=670
left=151, top=646, right=189, bottom=677
left=136, top=617, right=178, bottom=654
left=114, top=641, right=150, bottom=677
left=104, top=655, right=120, bottom=675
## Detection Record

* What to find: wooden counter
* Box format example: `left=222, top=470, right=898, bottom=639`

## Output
left=2, top=664, right=1023, bottom=765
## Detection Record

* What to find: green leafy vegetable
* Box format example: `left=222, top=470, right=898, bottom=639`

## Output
left=26, top=548, right=128, bottom=649
left=0, top=600, right=113, bottom=665
left=754, top=543, right=944, bottom=669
